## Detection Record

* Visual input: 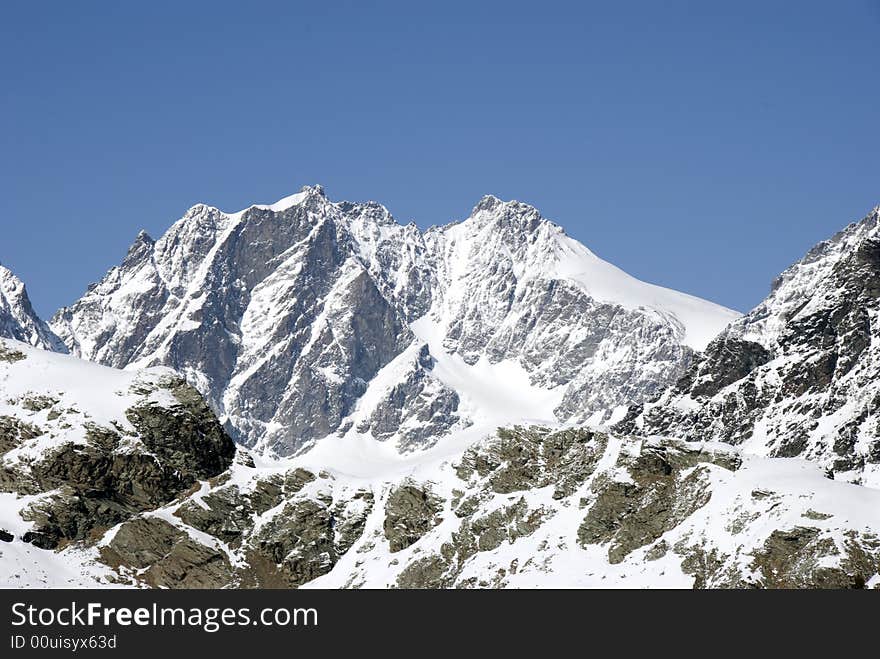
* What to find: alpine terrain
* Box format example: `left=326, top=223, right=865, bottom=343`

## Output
left=1, top=344, right=877, bottom=589
left=617, top=207, right=880, bottom=488
left=0, top=264, right=66, bottom=352
left=1, top=190, right=879, bottom=589
left=49, top=186, right=739, bottom=455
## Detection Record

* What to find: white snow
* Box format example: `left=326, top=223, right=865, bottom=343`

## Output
left=224, top=189, right=311, bottom=221
left=0, top=338, right=172, bottom=431
left=0, top=264, right=66, bottom=352
left=410, top=316, right=564, bottom=425
left=552, top=233, right=740, bottom=351
left=300, top=434, right=880, bottom=589
left=3, top=337, right=880, bottom=589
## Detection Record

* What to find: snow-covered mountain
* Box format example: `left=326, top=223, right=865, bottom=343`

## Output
left=618, top=206, right=880, bottom=488
left=0, top=264, right=66, bottom=352
left=2, top=353, right=878, bottom=589
left=50, top=186, right=739, bottom=456
left=4, top=199, right=880, bottom=590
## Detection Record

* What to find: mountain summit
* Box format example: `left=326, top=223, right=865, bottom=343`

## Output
left=50, top=186, right=739, bottom=455
left=5, top=195, right=880, bottom=590
left=0, top=264, right=66, bottom=352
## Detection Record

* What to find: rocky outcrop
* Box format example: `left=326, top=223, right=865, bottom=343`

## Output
left=101, top=517, right=233, bottom=589
left=396, top=496, right=551, bottom=589
left=19, top=382, right=233, bottom=549
left=5, top=412, right=879, bottom=589
left=125, top=377, right=235, bottom=481
left=749, top=528, right=880, bottom=589
left=384, top=483, right=443, bottom=553
left=0, top=344, right=235, bottom=551
left=356, top=345, right=465, bottom=450
left=381, top=428, right=879, bottom=589
left=577, top=442, right=738, bottom=564
left=455, top=426, right=609, bottom=498
left=0, top=341, right=27, bottom=363
left=0, top=415, right=42, bottom=454
left=174, top=485, right=255, bottom=546
left=99, top=465, right=377, bottom=589
left=619, top=207, right=880, bottom=486
left=243, top=499, right=337, bottom=586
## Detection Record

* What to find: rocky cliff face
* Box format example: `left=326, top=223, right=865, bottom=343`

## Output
left=50, top=186, right=738, bottom=455
left=0, top=264, right=66, bottom=352
left=616, top=207, right=880, bottom=487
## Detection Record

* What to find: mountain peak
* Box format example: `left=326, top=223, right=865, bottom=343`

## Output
left=122, top=229, right=155, bottom=267
left=0, top=263, right=66, bottom=352
left=464, top=194, right=549, bottom=240
left=300, top=183, right=326, bottom=198
left=49, top=184, right=740, bottom=455
left=0, top=262, right=22, bottom=288
left=473, top=194, right=504, bottom=212
left=134, top=229, right=154, bottom=244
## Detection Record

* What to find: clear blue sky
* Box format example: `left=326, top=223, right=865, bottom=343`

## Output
left=2, top=1, right=879, bottom=318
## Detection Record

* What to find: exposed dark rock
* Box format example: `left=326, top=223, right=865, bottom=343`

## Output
left=175, top=486, right=253, bottom=546
left=455, top=426, right=608, bottom=498
left=678, top=545, right=734, bottom=589
left=396, top=555, right=450, bottom=589
left=242, top=499, right=336, bottom=587
left=0, top=342, right=26, bottom=363
left=250, top=477, right=285, bottom=515
left=102, top=516, right=186, bottom=567
left=0, top=415, right=42, bottom=455
left=14, top=394, right=59, bottom=413
left=749, top=527, right=876, bottom=589
left=101, top=516, right=232, bottom=588
left=285, top=468, right=316, bottom=493
left=578, top=441, right=737, bottom=563
left=125, top=378, right=236, bottom=480
left=676, top=336, right=771, bottom=399
left=334, top=489, right=374, bottom=554
left=21, top=487, right=134, bottom=549
left=384, top=483, right=443, bottom=553
left=7, top=377, right=236, bottom=550
left=624, top=210, right=880, bottom=479
left=393, top=495, right=551, bottom=588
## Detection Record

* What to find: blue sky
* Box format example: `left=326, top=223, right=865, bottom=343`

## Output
left=2, top=1, right=879, bottom=317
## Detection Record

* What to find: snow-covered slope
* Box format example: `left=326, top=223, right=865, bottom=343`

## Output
left=6, top=415, right=879, bottom=589
left=417, top=196, right=739, bottom=426
left=0, top=338, right=235, bottom=587
left=50, top=186, right=739, bottom=456
left=1, top=336, right=876, bottom=590
left=618, top=206, right=880, bottom=487
left=0, top=264, right=65, bottom=352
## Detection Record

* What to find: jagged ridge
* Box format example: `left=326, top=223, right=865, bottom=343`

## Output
left=617, top=207, right=880, bottom=487
left=49, top=185, right=739, bottom=456
left=0, top=264, right=66, bottom=352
